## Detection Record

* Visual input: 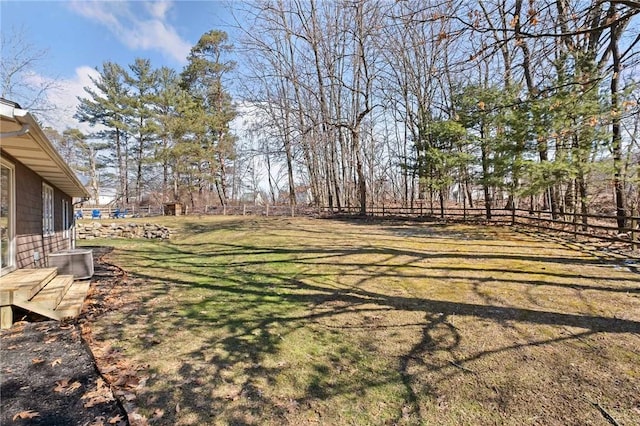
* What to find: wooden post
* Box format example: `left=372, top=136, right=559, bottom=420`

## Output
left=291, top=205, right=295, bottom=217
left=463, top=191, right=467, bottom=221
left=1, top=305, right=13, bottom=329
left=631, top=207, right=637, bottom=251
left=266, top=204, right=269, bottom=217
left=243, top=204, right=246, bottom=216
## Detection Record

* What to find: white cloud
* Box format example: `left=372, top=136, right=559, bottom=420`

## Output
left=145, top=0, right=172, bottom=19
left=39, top=66, right=101, bottom=132
left=68, top=0, right=191, bottom=64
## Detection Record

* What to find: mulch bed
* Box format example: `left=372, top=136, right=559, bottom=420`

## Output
left=0, top=248, right=129, bottom=426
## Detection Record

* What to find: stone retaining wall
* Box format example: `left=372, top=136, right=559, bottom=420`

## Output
left=76, top=222, right=172, bottom=240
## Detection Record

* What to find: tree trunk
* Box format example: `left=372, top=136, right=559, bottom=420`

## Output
left=610, top=14, right=627, bottom=230
left=353, top=130, right=367, bottom=215
left=480, top=126, right=492, bottom=220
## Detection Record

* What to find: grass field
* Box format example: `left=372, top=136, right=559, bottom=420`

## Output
left=80, top=216, right=640, bottom=425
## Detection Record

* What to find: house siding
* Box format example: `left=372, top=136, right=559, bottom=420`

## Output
left=2, top=150, right=71, bottom=269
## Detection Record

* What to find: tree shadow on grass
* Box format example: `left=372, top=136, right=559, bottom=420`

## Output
left=89, top=228, right=640, bottom=425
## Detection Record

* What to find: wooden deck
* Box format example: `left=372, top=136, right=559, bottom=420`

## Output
left=0, top=268, right=90, bottom=329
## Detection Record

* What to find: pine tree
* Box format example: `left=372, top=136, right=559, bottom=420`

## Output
left=180, top=30, right=237, bottom=207
left=75, top=62, right=131, bottom=204
left=125, top=58, right=160, bottom=203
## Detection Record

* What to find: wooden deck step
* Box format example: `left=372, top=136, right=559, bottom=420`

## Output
left=54, top=280, right=91, bottom=319
left=0, top=268, right=58, bottom=305
left=13, top=277, right=88, bottom=322
left=1, top=268, right=93, bottom=329
left=23, top=275, right=74, bottom=311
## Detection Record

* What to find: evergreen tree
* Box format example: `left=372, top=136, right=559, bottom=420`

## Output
left=75, top=62, right=131, bottom=203
left=125, top=58, right=160, bottom=203
left=180, top=30, right=237, bottom=206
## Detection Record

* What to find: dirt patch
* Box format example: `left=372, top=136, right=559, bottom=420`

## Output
left=0, top=320, right=126, bottom=426
left=0, top=247, right=128, bottom=426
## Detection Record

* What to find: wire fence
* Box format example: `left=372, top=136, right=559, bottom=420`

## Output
left=320, top=205, right=640, bottom=251
left=75, top=203, right=639, bottom=251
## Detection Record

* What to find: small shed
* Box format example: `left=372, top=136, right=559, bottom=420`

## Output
left=164, top=202, right=183, bottom=216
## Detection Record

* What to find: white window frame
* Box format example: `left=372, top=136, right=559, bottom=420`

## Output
left=1, top=158, right=16, bottom=275
left=62, top=198, right=70, bottom=239
left=43, top=183, right=54, bottom=237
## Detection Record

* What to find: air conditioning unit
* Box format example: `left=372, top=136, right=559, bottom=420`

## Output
left=48, top=249, right=94, bottom=279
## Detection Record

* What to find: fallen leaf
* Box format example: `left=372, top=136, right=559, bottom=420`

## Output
left=81, top=323, right=92, bottom=336
left=82, top=378, right=115, bottom=407
left=128, top=412, right=150, bottom=426
left=12, top=410, right=40, bottom=420
left=45, top=336, right=58, bottom=344
left=83, top=395, right=111, bottom=408
left=51, top=358, right=62, bottom=367
left=108, top=414, right=123, bottom=424
left=31, top=358, right=45, bottom=364
left=53, top=379, right=81, bottom=393
left=113, top=374, right=139, bottom=388
left=152, top=408, right=165, bottom=418
left=13, top=321, right=28, bottom=330
left=101, top=365, right=118, bottom=374
left=7, top=345, right=19, bottom=350
left=88, top=416, right=106, bottom=426
left=54, top=379, right=70, bottom=392
left=175, top=403, right=181, bottom=413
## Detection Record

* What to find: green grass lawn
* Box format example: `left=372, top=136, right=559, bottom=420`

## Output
left=80, top=216, right=640, bottom=425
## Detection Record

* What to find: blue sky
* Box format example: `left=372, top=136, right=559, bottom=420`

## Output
left=1, top=0, right=240, bottom=129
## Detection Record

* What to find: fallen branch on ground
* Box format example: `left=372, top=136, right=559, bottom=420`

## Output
left=449, top=360, right=476, bottom=374
left=586, top=396, right=620, bottom=426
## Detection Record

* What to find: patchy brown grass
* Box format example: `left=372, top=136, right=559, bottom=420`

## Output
left=80, top=216, right=640, bottom=425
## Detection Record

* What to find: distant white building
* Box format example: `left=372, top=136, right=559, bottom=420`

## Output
left=95, top=187, right=117, bottom=205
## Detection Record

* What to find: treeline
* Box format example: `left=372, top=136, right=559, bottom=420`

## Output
left=47, top=30, right=237, bottom=208
left=238, top=0, right=640, bottom=228
left=44, top=1, right=640, bottom=228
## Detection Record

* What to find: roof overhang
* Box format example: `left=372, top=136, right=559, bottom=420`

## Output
left=0, top=101, right=90, bottom=198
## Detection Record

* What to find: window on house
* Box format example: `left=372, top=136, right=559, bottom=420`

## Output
left=62, top=199, right=69, bottom=238
left=43, top=184, right=54, bottom=236
left=1, top=160, right=15, bottom=273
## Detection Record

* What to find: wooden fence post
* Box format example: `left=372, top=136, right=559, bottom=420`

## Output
left=632, top=207, right=637, bottom=251
left=463, top=195, right=467, bottom=221
left=243, top=204, right=246, bottom=216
